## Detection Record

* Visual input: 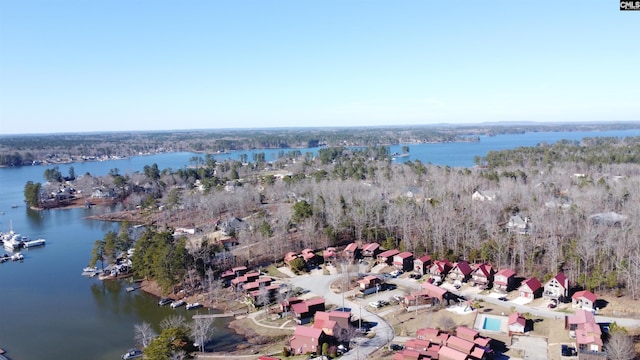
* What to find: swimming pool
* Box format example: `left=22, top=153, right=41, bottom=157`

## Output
left=482, top=316, right=502, bottom=331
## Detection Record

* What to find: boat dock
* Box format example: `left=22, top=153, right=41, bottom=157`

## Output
left=192, top=310, right=247, bottom=319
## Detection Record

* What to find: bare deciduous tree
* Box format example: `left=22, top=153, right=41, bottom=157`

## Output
left=604, top=331, right=636, bottom=360
left=133, top=321, right=157, bottom=348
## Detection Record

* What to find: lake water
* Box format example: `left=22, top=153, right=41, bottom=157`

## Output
left=1, top=129, right=640, bottom=359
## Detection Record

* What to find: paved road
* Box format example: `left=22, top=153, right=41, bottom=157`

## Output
left=289, top=273, right=395, bottom=360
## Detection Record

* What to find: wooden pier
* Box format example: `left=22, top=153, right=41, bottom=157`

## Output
left=192, top=310, right=247, bottom=319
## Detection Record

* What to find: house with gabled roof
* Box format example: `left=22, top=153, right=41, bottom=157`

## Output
left=429, top=260, right=453, bottom=283
left=447, top=260, right=473, bottom=284
left=493, top=268, right=516, bottom=292
left=472, top=190, right=497, bottom=202
left=288, top=325, right=327, bottom=355
left=518, top=277, right=542, bottom=300
left=393, top=251, right=414, bottom=271
left=416, top=327, right=448, bottom=344
left=506, top=214, right=531, bottom=235
left=361, top=242, right=380, bottom=258
left=291, top=297, right=326, bottom=324
left=508, top=312, right=526, bottom=334
left=343, top=242, right=359, bottom=261
left=420, top=282, right=448, bottom=303
left=322, top=247, right=337, bottom=265
left=413, top=255, right=432, bottom=275
left=470, top=263, right=494, bottom=288
left=567, top=309, right=603, bottom=354
left=377, top=249, right=400, bottom=265
left=572, top=290, right=597, bottom=311
left=544, top=272, right=570, bottom=301
left=357, top=275, right=382, bottom=293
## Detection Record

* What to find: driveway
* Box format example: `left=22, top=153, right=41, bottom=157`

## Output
left=510, top=335, right=548, bottom=360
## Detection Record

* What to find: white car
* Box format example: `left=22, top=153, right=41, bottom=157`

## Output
left=369, top=301, right=382, bottom=308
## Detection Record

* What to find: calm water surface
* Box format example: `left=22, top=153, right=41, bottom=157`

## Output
left=1, top=129, right=639, bottom=359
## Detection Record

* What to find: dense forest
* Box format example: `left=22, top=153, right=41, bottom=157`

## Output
left=3, top=122, right=640, bottom=166
left=26, top=135, right=640, bottom=303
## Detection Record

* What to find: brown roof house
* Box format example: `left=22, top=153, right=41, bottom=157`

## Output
left=543, top=272, right=570, bottom=301
left=470, top=263, right=494, bottom=289
left=288, top=326, right=328, bottom=355
left=518, top=277, right=543, bottom=300
left=571, top=290, right=597, bottom=311
left=429, top=260, right=453, bottom=283
left=357, top=275, right=382, bottom=295
left=322, top=247, right=337, bottom=265
left=413, top=255, right=432, bottom=275
left=447, top=260, right=473, bottom=285
left=377, top=249, right=400, bottom=265
left=393, top=251, right=414, bottom=271
left=493, top=268, right=516, bottom=293
left=420, top=282, right=448, bottom=304
left=362, top=242, right=380, bottom=258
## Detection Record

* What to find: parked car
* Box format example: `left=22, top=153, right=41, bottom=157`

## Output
left=393, top=294, right=404, bottom=302
left=390, top=270, right=403, bottom=277
left=390, top=344, right=404, bottom=351
left=498, top=296, right=508, bottom=301
left=369, top=301, right=382, bottom=308
left=410, top=273, right=422, bottom=279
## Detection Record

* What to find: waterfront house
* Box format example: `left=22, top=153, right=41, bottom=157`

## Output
left=493, top=268, right=516, bottom=292
left=361, top=242, right=380, bottom=258
left=572, top=290, right=597, bottom=311
left=508, top=312, right=526, bottom=334
left=377, top=249, right=400, bottom=265
left=470, top=263, right=494, bottom=288
left=393, top=251, right=414, bottom=271
left=413, top=255, right=432, bottom=275
left=447, top=260, right=473, bottom=284
left=429, top=260, right=453, bottom=283
left=543, top=272, right=570, bottom=301
left=289, top=326, right=327, bottom=355
left=518, top=277, right=543, bottom=300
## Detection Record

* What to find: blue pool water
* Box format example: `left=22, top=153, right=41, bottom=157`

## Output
left=482, top=317, right=502, bottom=331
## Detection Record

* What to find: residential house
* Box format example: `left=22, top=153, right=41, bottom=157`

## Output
left=404, top=338, right=433, bottom=352
left=357, top=275, right=382, bottom=293
left=377, top=249, right=400, bottom=265
left=291, top=297, right=326, bottom=325
left=471, top=190, right=497, bottom=202
left=393, top=251, right=414, bottom=271
left=567, top=310, right=603, bottom=354
left=284, top=252, right=299, bottom=267
left=393, top=349, right=423, bottom=360
left=506, top=215, right=531, bottom=235
left=543, top=272, right=570, bottom=301
left=420, top=282, right=448, bottom=304
left=289, top=326, right=327, bottom=355
left=572, top=290, right=597, bottom=311
left=220, top=217, right=246, bottom=236
left=362, top=242, right=380, bottom=258
left=438, top=345, right=469, bottom=360
left=413, top=255, right=432, bottom=275
left=429, top=260, right=453, bottom=283
left=493, top=268, right=516, bottom=292
left=314, top=310, right=351, bottom=333
left=508, top=312, right=526, bottom=334
left=416, top=327, right=448, bottom=344
left=588, top=211, right=627, bottom=226
left=518, top=277, right=543, bottom=300
left=343, top=242, right=359, bottom=261
left=470, top=263, right=494, bottom=288
left=301, top=248, right=318, bottom=266
left=322, top=247, right=337, bottom=265
left=447, top=260, right=473, bottom=284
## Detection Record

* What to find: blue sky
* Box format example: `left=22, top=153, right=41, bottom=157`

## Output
left=0, top=1, right=638, bottom=135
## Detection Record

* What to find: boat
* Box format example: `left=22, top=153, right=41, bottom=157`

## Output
left=22, top=238, right=46, bottom=248
left=0, top=254, right=9, bottom=263
left=170, top=300, right=185, bottom=309
left=186, top=302, right=202, bottom=310
left=2, top=232, right=25, bottom=250
left=10, top=252, right=24, bottom=261
left=121, top=348, right=143, bottom=359
left=158, top=298, right=173, bottom=306
left=83, top=266, right=98, bottom=273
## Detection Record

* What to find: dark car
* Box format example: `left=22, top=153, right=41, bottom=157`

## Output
left=390, top=344, right=404, bottom=351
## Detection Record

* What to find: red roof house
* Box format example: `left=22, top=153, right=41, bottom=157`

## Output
left=518, top=277, right=542, bottom=300
left=572, top=290, right=597, bottom=311
left=377, top=249, right=400, bottom=265
left=289, top=326, right=327, bottom=355
left=493, top=268, right=516, bottom=292
left=544, top=272, right=570, bottom=300
left=393, top=251, right=414, bottom=271
left=413, top=255, right=432, bottom=275
left=447, top=260, right=473, bottom=284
